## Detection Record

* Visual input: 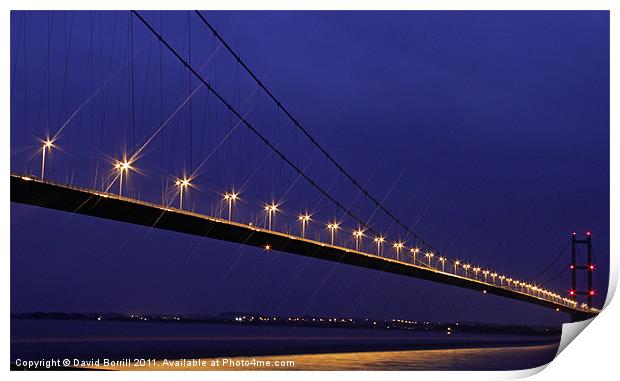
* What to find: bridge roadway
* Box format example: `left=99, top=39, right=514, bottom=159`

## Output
left=10, top=174, right=597, bottom=322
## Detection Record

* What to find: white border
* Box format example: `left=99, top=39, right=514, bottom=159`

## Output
left=2, top=1, right=616, bottom=380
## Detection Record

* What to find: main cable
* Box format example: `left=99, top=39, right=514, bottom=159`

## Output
left=531, top=239, right=569, bottom=282
left=540, top=266, right=567, bottom=287
left=192, top=10, right=438, bottom=253
left=131, top=10, right=392, bottom=243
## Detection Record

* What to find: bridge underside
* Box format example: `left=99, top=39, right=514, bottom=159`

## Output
left=10, top=175, right=596, bottom=322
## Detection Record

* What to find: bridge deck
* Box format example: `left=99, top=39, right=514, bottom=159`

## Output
left=10, top=174, right=597, bottom=321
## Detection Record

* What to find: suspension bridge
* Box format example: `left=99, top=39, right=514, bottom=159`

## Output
left=10, top=10, right=601, bottom=322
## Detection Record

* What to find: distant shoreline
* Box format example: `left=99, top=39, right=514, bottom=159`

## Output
left=11, top=312, right=562, bottom=337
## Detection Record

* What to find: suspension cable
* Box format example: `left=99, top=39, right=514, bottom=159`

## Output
left=540, top=266, right=568, bottom=287
left=192, top=10, right=438, bottom=253
left=531, top=239, right=570, bottom=281
left=131, top=10, right=396, bottom=243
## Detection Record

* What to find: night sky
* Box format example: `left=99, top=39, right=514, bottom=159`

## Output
left=10, top=11, right=609, bottom=325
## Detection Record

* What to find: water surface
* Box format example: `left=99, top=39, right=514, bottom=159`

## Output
left=11, top=319, right=560, bottom=370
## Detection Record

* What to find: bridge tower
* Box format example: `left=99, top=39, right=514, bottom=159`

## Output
left=570, top=231, right=594, bottom=308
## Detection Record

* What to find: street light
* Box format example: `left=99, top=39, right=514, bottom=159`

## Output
left=438, top=256, right=446, bottom=272
left=491, top=272, right=497, bottom=284
left=224, top=191, right=239, bottom=221
left=175, top=177, right=191, bottom=210
left=473, top=267, right=481, bottom=278
left=482, top=270, right=489, bottom=282
left=298, top=214, right=311, bottom=238
left=326, top=222, right=340, bottom=245
left=374, top=236, right=385, bottom=256
left=352, top=229, right=365, bottom=251
left=393, top=242, right=404, bottom=261
left=264, top=203, right=278, bottom=230
left=114, top=159, right=132, bottom=196
left=425, top=252, right=435, bottom=267
left=410, top=247, right=420, bottom=264
left=40, top=138, right=54, bottom=180
left=454, top=260, right=461, bottom=274
left=463, top=264, right=471, bottom=277
left=499, top=275, right=505, bottom=286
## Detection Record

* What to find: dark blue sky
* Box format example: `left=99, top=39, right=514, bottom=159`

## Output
left=10, top=11, right=609, bottom=325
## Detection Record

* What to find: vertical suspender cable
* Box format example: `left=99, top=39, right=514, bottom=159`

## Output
left=130, top=11, right=136, bottom=154
left=187, top=11, right=193, bottom=172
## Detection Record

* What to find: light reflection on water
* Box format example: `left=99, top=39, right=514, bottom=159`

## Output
left=273, top=345, right=558, bottom=370
left=93, top=344, right=558, bottom=371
